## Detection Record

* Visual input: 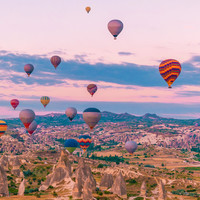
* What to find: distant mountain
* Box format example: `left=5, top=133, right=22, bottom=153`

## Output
left=142, top=113, right=161, bottom=120
left=3, top=111, right=199, bottom=128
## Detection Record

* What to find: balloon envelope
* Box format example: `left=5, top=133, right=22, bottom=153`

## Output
left=24, top=64, right=34, bottom=77
left=40, top=96, right=50, bottom=108
left=19, top=109, right=35, bottom=129
left=78, top=135, right=92, bottom=152
left=85, top=6, right=91, bottom=13
left=50, top=56, right=61, bottom=69
left=125, top=141, right=137, bottom=155
left=64, top=139, right=79, bottom=154
left=83, top=108, right=101, bottom=130
left=108, top=19, right=123, bottom=39
left=87, top=84, right=97, bottom=96
left=26, top=120, right=37, bottom=135
left=10, top=99, right=19, bottom=110
left=0, top=120, right=7, bottom=137
left=65, top=107, right=77, bottom=121
left=159, top=59, right=181, bottom=88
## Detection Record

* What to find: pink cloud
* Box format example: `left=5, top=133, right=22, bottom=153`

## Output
left=1, top=77, right=200, bottom=104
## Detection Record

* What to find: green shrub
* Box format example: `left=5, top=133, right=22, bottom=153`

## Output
left=104, top=190, right=112, bottom=194
left=35, top=193, right=40, bottom=198
left=144, top=164, right=155, bottom=168
left=9, top=187, right=18, bottom=195
left=135, top=197, right=144, bottom=200
left=52, top=191, right=58, bottom=197
left=127, top=179, right=137, bottom=185
left=97, top=164, right=104, bottom=168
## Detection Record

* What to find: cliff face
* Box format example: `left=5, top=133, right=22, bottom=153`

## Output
left=39, top=150, right=74, bottom=191
left=72, top=158, right=96, bottom=199
left=100, top=173, right=114, bottom=189
left=0, top=165, right=9, bottom=197
left=111, top=172, right=127, bottom=198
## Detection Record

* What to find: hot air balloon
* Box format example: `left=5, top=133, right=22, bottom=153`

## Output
left=0, top=120, right=7, bottom=137
left=40, top=96, right=50, bottom=108
left=159, top=59, right=181, bottom=88
left=85, top=6, right=91, bottom=13
left=64, top=139, right=79, bottom=154
left=83, top=108, right=101, bottom=130
left=24, top=64, right=34, bottom=77
left=125, top=141, right=137, bottom=155
left=50, top=56, right=61, bottom=69
left=19, top=109, right=35, bottom=129
left=87, top=84, right=97, bottom=97
left=10, top=99, right=19, bottom=110
left=65, top=107, right=77, bottom=121
left=78, top=135, right=92, bottom=152
left=108, top=19, right=123, bottom=40
left=26, top=120, right=37, bottom=135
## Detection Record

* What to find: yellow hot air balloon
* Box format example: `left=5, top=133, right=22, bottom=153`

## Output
left=85, top=6, right=91, bottom=13
left=40, top=96, right=50, bottom=108
left=0, top=120, right=7, bottom=137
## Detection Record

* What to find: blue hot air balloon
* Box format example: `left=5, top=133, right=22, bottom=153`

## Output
left=64, top=139, right=79, bottom=154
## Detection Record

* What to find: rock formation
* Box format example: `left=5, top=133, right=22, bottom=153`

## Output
left=140, top=181, right=147, bottom=197
left=18, top=179, right=26, bottom=196
left=111, top=172, right=127, bottom=198
left=0, top=165, right=9, bottom=197
left=72, top=158, right=96, bottom=199
left=10, top=155, right=22, bottom=177
left=83, top=177, right=94, bottom=200
left=39, top=150, right=74, bottom=191
left=0, top=155, right=9, bottom=171
left=100, top=173, right=114, bottom=189
left=158, top=179, right=166, bottom=200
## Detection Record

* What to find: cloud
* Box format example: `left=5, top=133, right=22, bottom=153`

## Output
left=2, top=51, right=200, bottom=119
left=118, top=52, right=135, bottom=56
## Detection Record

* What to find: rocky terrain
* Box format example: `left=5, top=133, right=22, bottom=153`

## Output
left=0, top=112, right=200, bottom=199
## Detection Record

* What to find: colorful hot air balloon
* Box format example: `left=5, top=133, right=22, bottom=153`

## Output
left=65, top=107, right=77, bottom=121
left=85, top=6, right=91, bottom=13
left=125, top=141, right=137, bottom=155
left=10, top=99, right=19, bottom=110
left=50, top=56, right=61, bottom=69
left=64, top=139, right=79, bottom=154
left=83, top=108, right=101, bottom=130
left=78, top=135, right=92, bottom=152
left=108, top=19, right=123, bottom=40
left=19, top=109, right=35, bottom=129
left=159, top=59, right=181, bottom=88
left=0, top=120, right=7, bottom=137
left=24, top=64, right=34, bottom=77
left=40, top=96, right=50, bottom=108
left=87, top=84, right=97, bottom=97
left=26, top=120, right=37, bottom=135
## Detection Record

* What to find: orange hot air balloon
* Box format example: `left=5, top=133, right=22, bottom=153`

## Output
left=0, top=120, right=7, bottom=137
left=85, top=6, right=91, bottom=13
left=50, top=56, right=61, bottom=69
left=10, top=99, right=19, bottom=110
left=159, top=59, right=181, bottom=88
left=40, top=96, right=50, bottom=108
